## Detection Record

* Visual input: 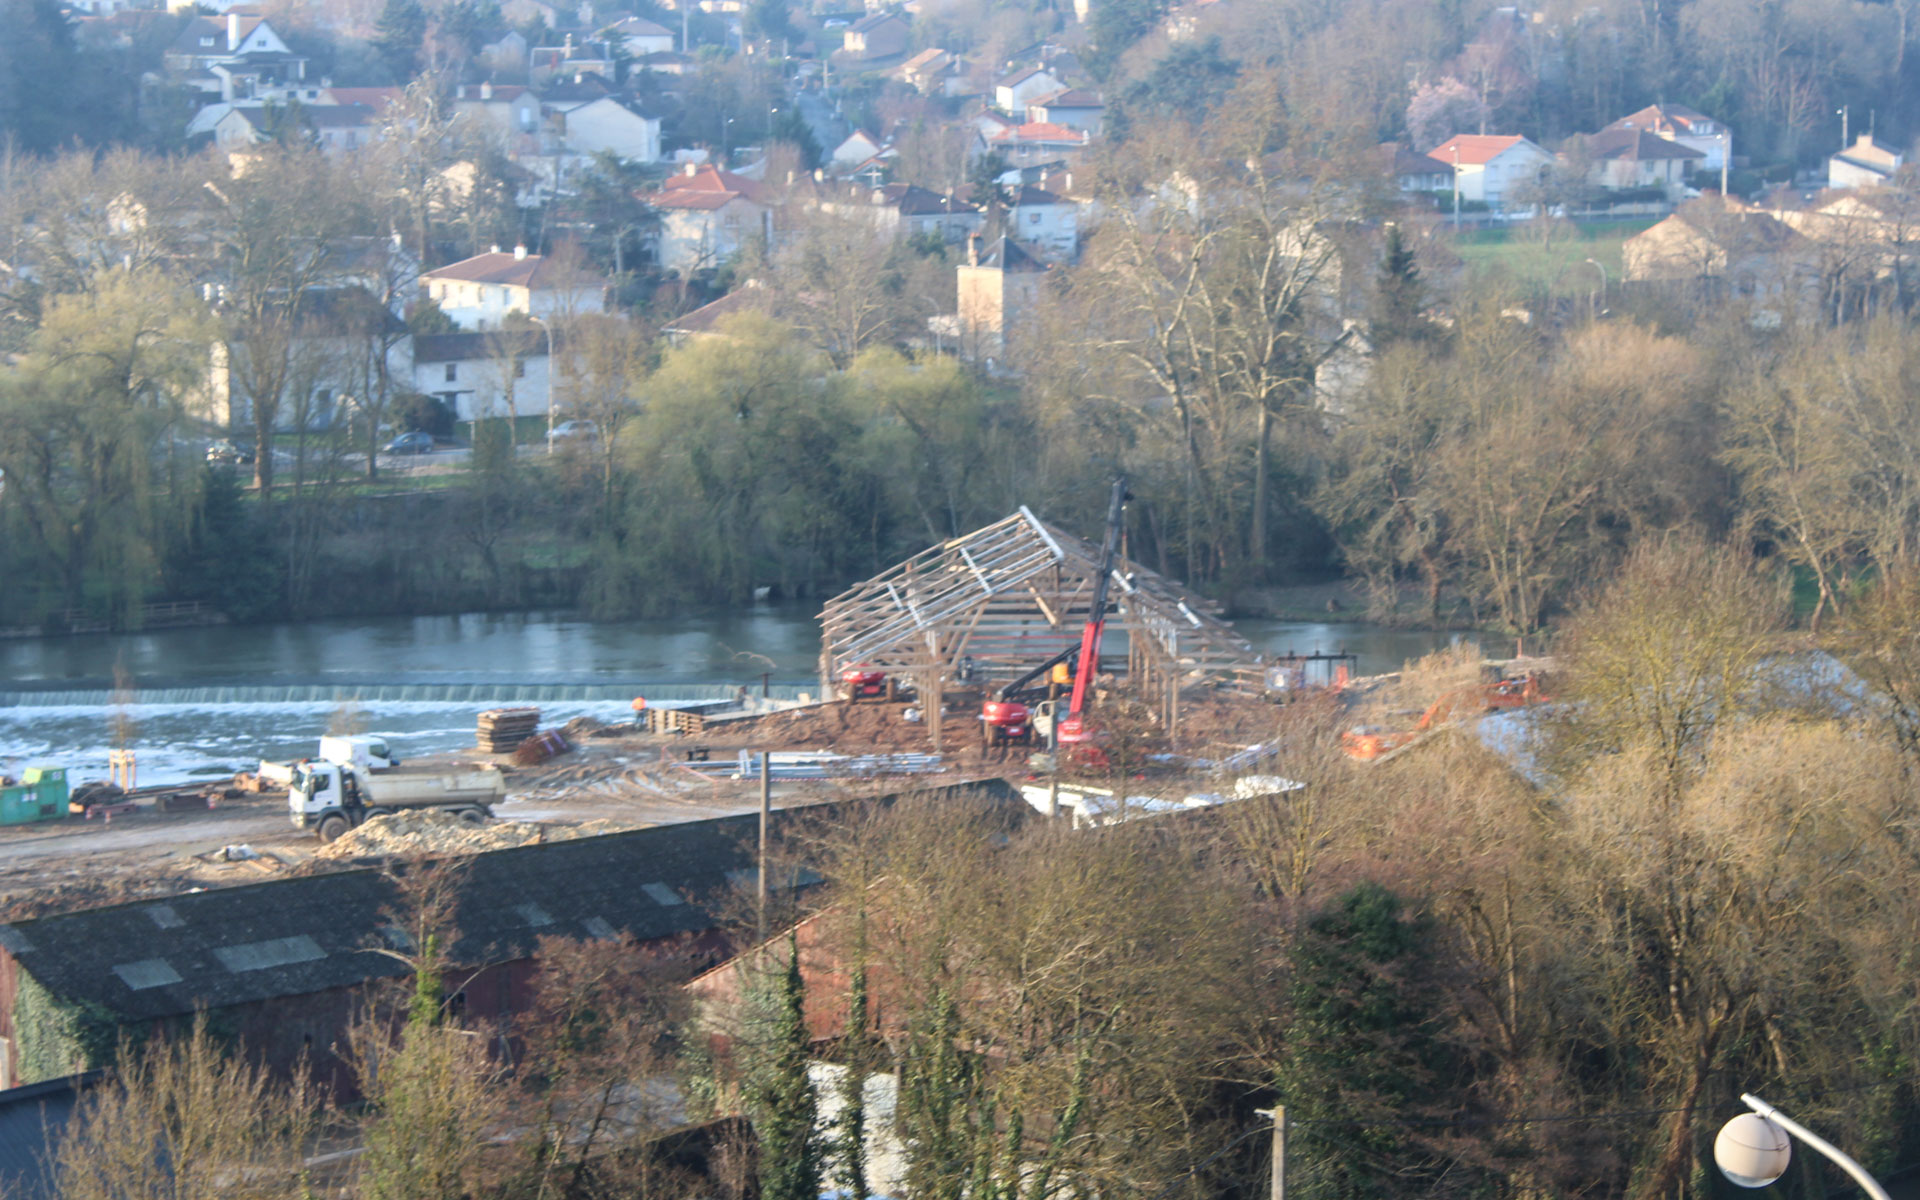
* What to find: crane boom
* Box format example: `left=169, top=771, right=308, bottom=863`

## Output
left=1067, top=477, right=1128, bottom=720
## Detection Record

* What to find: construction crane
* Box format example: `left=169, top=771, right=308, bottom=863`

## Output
left=981, top=478, right=1129, bottom=750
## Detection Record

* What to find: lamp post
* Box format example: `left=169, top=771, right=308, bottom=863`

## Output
left=1452, top=144, right=1461, bottom=228
left=1715, top=1093, right=1891, bottom=1200
left=1583, top=256, right=1607, bottom=319
left=526, top=313, right=556, bottom=455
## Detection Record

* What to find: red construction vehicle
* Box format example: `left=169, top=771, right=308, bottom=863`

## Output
left=983, top=478, right=1129, bottom=758
left=841, top=667, right=889, bottom=703
left=1341, top=671, right=1550, bottom=761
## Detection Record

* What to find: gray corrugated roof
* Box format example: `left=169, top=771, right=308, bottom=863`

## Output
left=1, top=813, right=786, bottom=1023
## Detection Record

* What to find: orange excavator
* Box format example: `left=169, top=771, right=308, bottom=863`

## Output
left=1342, top=671, right=1548, bottom=761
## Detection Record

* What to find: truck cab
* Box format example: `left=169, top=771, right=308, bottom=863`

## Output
left=318, top=735, right=399, bottom=772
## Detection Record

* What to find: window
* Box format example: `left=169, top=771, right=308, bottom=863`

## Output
left=1029, top=212, right=1041, bottom=224
left=199, top=35, right=215, bottom=45
left=445, top=363, right=458, bottom=382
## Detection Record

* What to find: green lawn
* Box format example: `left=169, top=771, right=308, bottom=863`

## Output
left=1449, top=219, right=1658, bottom=297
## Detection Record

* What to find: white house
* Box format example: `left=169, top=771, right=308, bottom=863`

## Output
left=830, top=130, right=887, bottom=170
left=1830, top=135, right=1905, bottom=190
left=418, top=247, right=609, bottom=330
left=994, top=67, right=1063, bottom=115
left=1006, top=184, right=1076, bottom=257
left=453, top=82, right=545, bottom=142
left=1380, top=142, right=1452, bottom=192
left=195, top=287, right=413, bottom=430
left=976, top=121, right=1092, bottom=168
left=600, top=16, right=675, bottom=56
left=1608, top=103, right=1730, bottom=173
left=1426, top=134, right=1555, bottom=211
left=645, top=164, right=775, bottom=274
left=543, top=92, right=662, bottom=163
left=1580, top=128, right=1703, bottom=195
left=815, top=183, right=983, bottom=243
left=413, top=330, right=553, bottom=422
left=1025, top=88, right=1103, bottom=135
left=164, top=13, right=307, bottom=101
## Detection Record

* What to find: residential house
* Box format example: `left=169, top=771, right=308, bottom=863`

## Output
left=839, top=11, right=910, bottom=62
left=1578, top=128, right=1703, bottom=196
left=540, top=80, right=663, bottom=163
left=636, top=50, right=698, bottom=74
left=533, top=40, right=619, bottom=84
left=164, top=12, right=308, bottom=101
left=646, top=163, right=776, bottom=274
left=601, top=15, right=676, bottom=55
left=453, top=82, right=544, bottom=143
left=206, top=103, right=380, bottom=156
left=829, top=129, right=888, bottom=169
left=1025, top=88, right=1103, bottom=135
left=896, top=47, right=956, bottom=94
left=994, top=67, right=1063, bottom=115
left=956, top=234, right=1046, bottom=363
left=1379, top=142, right=1452, bottom=192
left=194, top=286, right=413, bottom=430
left=481, top=29, right=531, bottom=74
left=0, top=812, right=825, bottom=1092
left=816, top=182, right=982, bottom=242
left=1622, top=199, right=1808, bottom=293
left=1830, top=134, right=1905, bottom=189
left=413, top=329, right=553, bottom=422
left=418, top=247, right=609, bottom=330
left=979, top=121, right=1092, bottom=168
left=1608, top=103, right=1731, bottom=172
left=1006, top=183, right=1076, bottom=257
left=660, top=284, right=777, bottom=345
left=1426, top=134, right=1554, bottom=211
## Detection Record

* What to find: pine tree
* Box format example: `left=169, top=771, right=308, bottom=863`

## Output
left=1370, top=223, right=1435, bottom=347
left=836, top=915, right=871, bottom=1200
left=746, top=934, right=820, bottom=1200
left=373, top=0, right=428, bottom=81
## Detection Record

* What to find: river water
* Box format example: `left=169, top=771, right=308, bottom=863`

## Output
left=0, top=609, right=1464, bottom=786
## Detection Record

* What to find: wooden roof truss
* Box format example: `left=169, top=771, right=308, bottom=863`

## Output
left=818, top=508, right=1265, bottom=692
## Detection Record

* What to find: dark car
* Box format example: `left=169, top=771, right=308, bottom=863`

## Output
left=206, top=438, right=254, bottom=465
left=384, top=432, right=435, bottom=455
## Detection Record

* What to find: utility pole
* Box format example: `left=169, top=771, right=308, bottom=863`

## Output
left=758, top=750, right=771, bottom=938
left=1254, top=1106, right=1286, bottom=1200
left=1840, top=104, right=1850, bottom=149
left=1452, top=145, right=1461, bottom=228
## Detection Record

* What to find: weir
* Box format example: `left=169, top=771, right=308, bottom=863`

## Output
left=0, top=681, right=815, bottom=709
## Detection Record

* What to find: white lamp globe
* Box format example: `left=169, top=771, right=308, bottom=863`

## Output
left=1716, top=1113, right=1793, bottom=1187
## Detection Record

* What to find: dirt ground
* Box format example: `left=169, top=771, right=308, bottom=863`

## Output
left=0, top=689, right=1307, bottom=920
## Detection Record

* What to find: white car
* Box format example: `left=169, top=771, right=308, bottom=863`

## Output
left=548, top=420, right=598, bottom=444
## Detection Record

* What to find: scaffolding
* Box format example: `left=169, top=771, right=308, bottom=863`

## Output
left=817, top=507, right=1267, bottom=703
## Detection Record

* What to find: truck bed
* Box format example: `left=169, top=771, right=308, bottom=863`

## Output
left=358, top=766, right=505, bottom=808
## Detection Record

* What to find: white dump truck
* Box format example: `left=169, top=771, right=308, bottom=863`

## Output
left=288, top=758, right=506, bottom=843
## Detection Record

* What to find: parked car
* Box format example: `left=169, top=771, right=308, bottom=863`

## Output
left=548, top=420, right=598, bottom=444
left=206, top=438, right=254, bottom=465
left=384, top=432, right=435, bottom=455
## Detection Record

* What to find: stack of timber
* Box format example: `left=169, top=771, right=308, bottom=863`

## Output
left=477, top=708, right=541, bottom=753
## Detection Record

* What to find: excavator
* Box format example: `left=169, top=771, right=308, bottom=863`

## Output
left=981, top=479, right=1129, bottom=756
left=1341, top=671, right=1548, bottom=761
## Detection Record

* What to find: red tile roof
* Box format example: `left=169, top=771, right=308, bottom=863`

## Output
left=652, top=163, right=772, bottom=209
left=1427, top=134, right=1531, bottom=166
left=989, top=121, right=1090, bottom=144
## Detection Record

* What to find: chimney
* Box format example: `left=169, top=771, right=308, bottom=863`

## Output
left=514, top=244, right=528, bottom=260
left=684, top=161, right=698, bottom=176
left=967, top=233, right=980, bottom=267
left=480, top=81, right=493, bottom=100
left=227, top=11, right=241, bottom=49
left=490, top=243, right=502, bottom=253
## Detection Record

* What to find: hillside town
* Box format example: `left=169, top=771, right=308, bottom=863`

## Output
left=14, top=0, right=1920, bottom=1196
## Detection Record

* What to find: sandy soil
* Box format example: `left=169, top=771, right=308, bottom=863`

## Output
left=0, top=690, right=1304, bottom=919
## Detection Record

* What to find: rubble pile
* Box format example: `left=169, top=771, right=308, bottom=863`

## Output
left=313, top=811, right=640, bottom=860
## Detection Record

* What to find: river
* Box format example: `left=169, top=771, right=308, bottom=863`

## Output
left=0, top=609, right=1465, bottom=786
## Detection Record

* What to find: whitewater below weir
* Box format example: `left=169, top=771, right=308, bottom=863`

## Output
left=0, top=610, right=1458, bottom=786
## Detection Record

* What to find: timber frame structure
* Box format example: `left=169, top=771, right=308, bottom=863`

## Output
left=817, top=507, right=1267, bottom=702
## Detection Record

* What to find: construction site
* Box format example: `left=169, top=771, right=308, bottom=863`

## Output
left=0, top=486, right=1553, bottom=916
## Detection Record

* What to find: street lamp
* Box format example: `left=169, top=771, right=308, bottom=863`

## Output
left=1714, top=1093, right=1891, bottom=1200
left=525, top=312, right=556, bottom=455
left=1583, top=256, right=1607, bottom=319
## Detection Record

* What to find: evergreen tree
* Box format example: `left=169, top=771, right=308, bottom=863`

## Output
left=373, top=0, right=428, bottom=81
left=836, top=915, right=871, bottom=1200
left=1369, top=223, right=1435, bottom=347
left=745, top=935, right=820, bottom=1200
left=1275, top=883, right=1466, bottom=1200
left=0, top=0, right=81, bottom=152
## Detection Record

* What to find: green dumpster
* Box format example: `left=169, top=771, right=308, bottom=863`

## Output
left=0, top=768, right=68, bottom=826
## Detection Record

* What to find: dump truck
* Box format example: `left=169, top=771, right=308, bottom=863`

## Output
left=288, top=758, right=506, bottom=843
